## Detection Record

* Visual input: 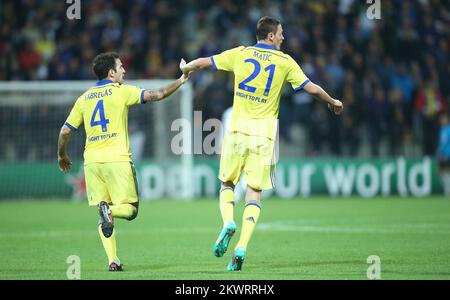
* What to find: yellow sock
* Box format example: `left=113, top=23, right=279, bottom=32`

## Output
left=219, top=187, right=235, bottom=225
left=98, top=225, right=119, bottom=264
left=110, top=204, right=137, bottom=220
left=236, top=201, right=261, bottom=249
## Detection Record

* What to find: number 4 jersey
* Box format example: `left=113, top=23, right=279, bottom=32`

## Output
left=64, top=80, right=145, bottom=164
left=211, top=43, right=310, bottom=140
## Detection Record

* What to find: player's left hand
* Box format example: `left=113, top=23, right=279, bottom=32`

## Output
left=328, top=99, right=343, bottom=115
left=58, top=155, right=72, bottom=172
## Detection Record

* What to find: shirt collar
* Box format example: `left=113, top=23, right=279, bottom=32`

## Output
left=95, top=79, right=113, bottom=86
left=254, top=43, right=277, bottom=50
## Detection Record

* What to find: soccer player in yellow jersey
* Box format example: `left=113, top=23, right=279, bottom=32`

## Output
left=181, top=16, right=343, bottom=271
left=57, top=52, right=190, bottom=271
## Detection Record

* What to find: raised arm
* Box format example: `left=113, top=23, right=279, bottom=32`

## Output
left=142, top=59, right=190, bottom=103
left=142, top=76, right=187, bottom=102
left=303, top=81, right=343, bottom=115
left=58, top=124, right=73, bottom=172
left=180, top=57, right=213, bottom=75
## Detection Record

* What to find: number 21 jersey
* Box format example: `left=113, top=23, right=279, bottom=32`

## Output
left=211, top=43, right=310, bottom=140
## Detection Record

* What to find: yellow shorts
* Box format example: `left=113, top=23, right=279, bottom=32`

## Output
left=219, top=131, right=276, bottom=190
left=84, top=161, right=139, bottom=207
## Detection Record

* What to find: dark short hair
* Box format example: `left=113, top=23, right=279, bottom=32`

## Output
left=256, top=16, right=281, bottom=41
left=92, top=52, right=120, bottom=80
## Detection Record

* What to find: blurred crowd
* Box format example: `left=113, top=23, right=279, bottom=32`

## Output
left=0, top=0, right=449, bottom=160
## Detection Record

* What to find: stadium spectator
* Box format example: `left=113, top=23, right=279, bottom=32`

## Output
left=367, top=84, right=389, bottom=156
left=414, top=80, right=447, bottom=155
left=438, top=111, right=450, bottom=195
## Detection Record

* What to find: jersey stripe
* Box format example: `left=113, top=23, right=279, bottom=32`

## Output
left=210, top=56, right=217, bottom=70
left=64, top=121, right=77, bottom=131
left=294, top=79, right=311, bottom=91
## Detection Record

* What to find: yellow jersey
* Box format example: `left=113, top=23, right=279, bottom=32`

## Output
left=65, top=80, right=145, bottom=164
left=211, top=43, right=310, bottom=139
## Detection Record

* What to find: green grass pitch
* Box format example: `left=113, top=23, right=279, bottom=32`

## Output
left=1, top=197, right=449, bottom=280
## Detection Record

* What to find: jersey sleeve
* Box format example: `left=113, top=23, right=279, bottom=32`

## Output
left=287, top=57, right=310, bottom=91
left=210, top=46, right=243, bottom=72
left=64, top=98, right=83, bottom=131
left=121, top=84, right=146, bottom=106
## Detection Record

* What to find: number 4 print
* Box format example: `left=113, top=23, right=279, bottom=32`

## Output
left=90, top=99, right=109, bottom=132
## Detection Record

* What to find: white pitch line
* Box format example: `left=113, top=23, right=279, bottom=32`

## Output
left=257, top=221, right=450, bottom=234
left=0, top=222, right=449, bottom=238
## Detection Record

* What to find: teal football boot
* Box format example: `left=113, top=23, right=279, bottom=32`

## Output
left=213, top=221, right=237, bottom=257
left=227, top=247, right=246, bottom=271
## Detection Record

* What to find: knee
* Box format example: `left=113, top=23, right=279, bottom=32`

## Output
left=221, top=181, right=235, bottom=192
left=126, top=205, right=139, bottom=221
left=246, top=185, right=262, bottom=203
left=247, top=184, right=261, bottom=193
left=247, top=184, right=262, bottom=197
left=127, top=210, right=138, bottom=221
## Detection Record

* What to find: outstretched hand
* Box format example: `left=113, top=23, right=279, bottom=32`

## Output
left=180, top=58, right=188, bottom=75
left=328, top=99, right=344, bottom=115
left=179, top=58, right=192, bottom=83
